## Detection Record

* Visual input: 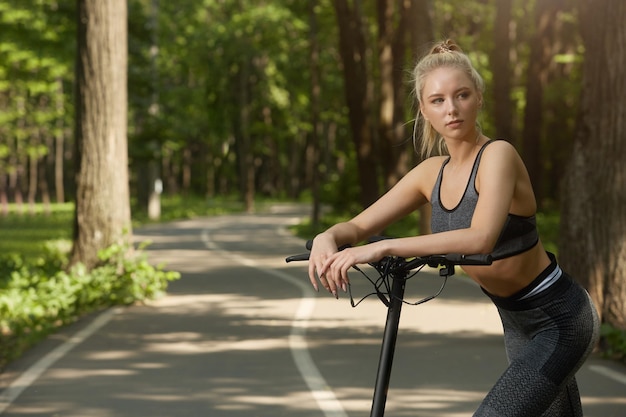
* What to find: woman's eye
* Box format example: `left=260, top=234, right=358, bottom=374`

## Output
left=431, top=98, right=443, bottom=104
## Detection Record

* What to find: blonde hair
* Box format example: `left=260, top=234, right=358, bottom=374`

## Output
left=412, top=39, right=485, bottom=158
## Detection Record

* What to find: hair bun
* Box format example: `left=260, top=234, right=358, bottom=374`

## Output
left=431, top=39, right=463, bottom=54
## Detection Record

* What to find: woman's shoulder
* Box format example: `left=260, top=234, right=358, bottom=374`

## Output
left=418, top=155, right=449, bottom=170
left=405, top=155, right=449, bottom=194
left=484, top=139, right=519, bottom=155
left=407, top=156, right=448, bottom=186
left=479, top=139, right=530, bottom=181
left=482, top=139, right=523, bottom=164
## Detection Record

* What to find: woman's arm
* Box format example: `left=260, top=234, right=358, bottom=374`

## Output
left=307, top=157, right=441, bottom=295
left=316, top=141, right=525, bottom=294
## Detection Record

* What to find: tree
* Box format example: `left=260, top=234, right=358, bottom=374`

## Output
left=308, top=0, right=323, bottom=227
left=407, top=0, right=434, bottom=235
left=521, top=0, right=565, bottom=206
left=333, top=0, right=379, bottom=208
left=560, top=0, right=626, bottom=330
left=377, top=0, right=428, bottom=190
left=491, top=0, right=514, bottom=143
left=70, top=0, right=131, bottom=269
left=0, top=1, right=75, bottom=212
left=0, top=1, right=593, bottom=229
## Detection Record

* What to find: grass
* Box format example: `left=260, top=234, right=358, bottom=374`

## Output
left=0, top=195, right=249, bottom=260
left=0, top=197, right=562, bottom=264
left=0, top=203, right=74, bottom=259
left=3, top=199, right=624, bottom=365
left=131, top=194, right=247, bottom=225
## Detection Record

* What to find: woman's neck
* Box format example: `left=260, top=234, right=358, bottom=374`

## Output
left=445, top=133, right=487, bottom=165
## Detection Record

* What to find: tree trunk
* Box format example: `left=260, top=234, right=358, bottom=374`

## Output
left=27, top=139, right=39, bottom=215
left=71, top=0, right=131, bottom=269
left=13, top=157, right=25, bottom=212
left=0, top=172, right=7, bottom=216
left=541, top=3, right=578, bottom=206
left=521, top=0, right=562, bottom=207
left=147, top=0, right=161, bottom=220
left=377, top=0, right=413, bottom=190
left=377, top=0, right=397, bottom=189
left=560, top=0, right=626, bottom=330
left=333, top=0, right=379, bottom=208
left=309, top=0, right=322, bottom=227
left=492, top=0, right=514, bottom=143
left=39, top=127, right=54, bottom=214
left=408, top=0, right=433, bottom=235
left=55, top=78, right=66, bottom=204
left=236, top=59, right=255, bottom=213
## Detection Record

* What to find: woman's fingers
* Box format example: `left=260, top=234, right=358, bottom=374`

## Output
left=309, top=246, right=357, bottom=299
left=308, top=262, right=319, bottom=292
left=314, top=257, right=336, bottom=298
left=308, top=254, right=337, bottom=297
left=321, top=253, right=353, bottom=297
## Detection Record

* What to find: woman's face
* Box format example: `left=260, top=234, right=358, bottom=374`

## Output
left=419, top=66, right=482, bottom=141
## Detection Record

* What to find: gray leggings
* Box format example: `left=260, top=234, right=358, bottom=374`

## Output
left=476, top=254, right=600, bottom=417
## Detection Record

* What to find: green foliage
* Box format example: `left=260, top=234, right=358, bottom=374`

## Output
left=1, top=0, right=586, bottom=207
left=0, top=204, right=74, bottom=258
left=536, top=209, right=560, bottom=256
left=0, top=0, right=75, bottom=183
left=95, top=241, right=180, bottom=305
left=126, top=0, right=348, bottom=200
left=319, top=153, right=361, bottom=213
left=600, top=324, right=626, bottom=364
left=131, top=194, right=246, bottom=224
left=289, top=211, right=349, bottom=240
left=0, top=197, right=269, bottom=370
left=3, top=0, right=620, bottom=367
left=0, top=241, right=180, bottom=371
left=0, top=202, right=186, bottom=371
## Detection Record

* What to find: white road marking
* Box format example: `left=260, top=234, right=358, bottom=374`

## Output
left=3, top=220, right=622, bottom=415
left=589, top=365, right=626, bottom=385
left=202, top=230, right=348, bottom=417
left=0, top=307, right=121, bottom=414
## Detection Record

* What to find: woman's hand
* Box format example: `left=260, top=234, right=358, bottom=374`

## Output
left=310, top=238, right=386, bottom=298
left=308, top=233, right=340, bottom=296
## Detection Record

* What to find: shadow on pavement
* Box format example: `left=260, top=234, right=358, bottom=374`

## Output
left=2, top=208, right=624, bottom=417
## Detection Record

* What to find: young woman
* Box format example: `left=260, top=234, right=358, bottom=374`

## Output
left=307, top=40, right=599, bottom=417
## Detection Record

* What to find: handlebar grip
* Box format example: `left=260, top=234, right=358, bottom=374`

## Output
left=368, top=235, right=393, bottom=243
left=444, top=253, right=493, bottom=265
left=305, top=240, right=351, bottom=252
left=287, top=241, right=352, bottom=263
left=286, top=253, right=310, bottom=263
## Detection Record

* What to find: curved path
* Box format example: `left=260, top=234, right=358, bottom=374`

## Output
left=0, top=204, right=624, bottom=416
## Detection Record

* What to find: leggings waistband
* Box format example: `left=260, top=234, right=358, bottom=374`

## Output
left=482, top=252, right=574, bottom=311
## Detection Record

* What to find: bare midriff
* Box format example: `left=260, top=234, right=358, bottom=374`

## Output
left=462, top=242, right=552, bottom=297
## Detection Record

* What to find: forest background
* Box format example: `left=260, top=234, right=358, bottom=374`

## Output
left=0, top=0, right=625, bottom=365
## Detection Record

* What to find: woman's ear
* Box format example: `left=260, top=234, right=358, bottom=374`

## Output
left=419, top=104, right=429, bottom=121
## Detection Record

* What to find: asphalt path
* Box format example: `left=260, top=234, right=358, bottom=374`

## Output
left=0, top=204, right=625, bottom=416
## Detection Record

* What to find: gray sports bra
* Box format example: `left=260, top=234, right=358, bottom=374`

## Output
left=430, top=140, right=539, bottom=260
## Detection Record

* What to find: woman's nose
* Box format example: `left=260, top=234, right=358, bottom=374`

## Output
left=446, top=100, right=458, bottom=115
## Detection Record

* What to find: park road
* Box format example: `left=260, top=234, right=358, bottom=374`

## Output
left=0, top=203, right=625, bottom=416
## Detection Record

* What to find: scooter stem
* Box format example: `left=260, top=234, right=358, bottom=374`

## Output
left=370, top=274, right=406, bottom=417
